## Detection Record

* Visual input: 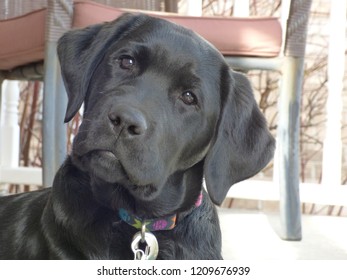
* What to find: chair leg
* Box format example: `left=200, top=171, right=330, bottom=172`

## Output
left=277, top=56, right=303, bottom=241
left=54, top=70, right=68, bottom=172
left=42, top=41, right=67, bottom=187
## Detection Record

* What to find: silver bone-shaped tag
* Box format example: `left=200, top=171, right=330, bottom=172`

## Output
left=131, top=231, right=159, bottom=260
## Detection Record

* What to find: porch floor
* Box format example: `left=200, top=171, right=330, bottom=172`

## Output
left=219, top=208, right=347, bottom=260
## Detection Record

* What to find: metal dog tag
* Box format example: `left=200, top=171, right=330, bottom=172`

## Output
left=131, top=231, right=159, bottom=260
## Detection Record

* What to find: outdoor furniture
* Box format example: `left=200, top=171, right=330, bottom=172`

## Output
left=0, top=0, right=312, bottom=240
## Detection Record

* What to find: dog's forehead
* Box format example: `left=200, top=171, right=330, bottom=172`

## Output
left=148, top=17, right=221, bottom=61
left=119, top=17, right=223, bottom=78
left=111, top=15, right=222, bottom=67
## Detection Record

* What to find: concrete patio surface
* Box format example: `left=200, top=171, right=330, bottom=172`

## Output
left=219, top=208, right=347, bottom=260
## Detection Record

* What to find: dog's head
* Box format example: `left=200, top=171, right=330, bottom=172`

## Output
left=58, top=13, right=275, bottom=205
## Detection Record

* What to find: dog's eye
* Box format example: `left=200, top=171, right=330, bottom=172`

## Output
left=117, top=55, right=135, bottom=70
left=180, top=91, right=198, bottom=106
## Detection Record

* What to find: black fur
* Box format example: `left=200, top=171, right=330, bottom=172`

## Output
left=0, top=13, right=275, bottom=259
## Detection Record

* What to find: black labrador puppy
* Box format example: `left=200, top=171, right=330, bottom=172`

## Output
left=0, top=13, right=275, bottom=259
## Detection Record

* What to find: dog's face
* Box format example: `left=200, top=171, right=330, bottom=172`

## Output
left=58, top=14, right=275, bottom=205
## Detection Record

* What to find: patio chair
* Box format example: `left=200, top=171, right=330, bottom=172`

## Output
left=0, top=0, right=312, bottom=240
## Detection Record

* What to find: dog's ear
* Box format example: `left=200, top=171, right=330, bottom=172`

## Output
left=204, top=69, right=275, bottom=205
left=57, top=13, right=148, bottom=122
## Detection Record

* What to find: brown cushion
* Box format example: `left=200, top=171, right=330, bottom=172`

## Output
left=0, top=9, right=46, bottom=70
left=73, top=1, right=282, bottom=57
left=0, top=1, right=282, bottom=70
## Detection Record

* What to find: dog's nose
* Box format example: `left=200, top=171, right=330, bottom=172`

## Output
left=108, top=107, right=148, bottom=137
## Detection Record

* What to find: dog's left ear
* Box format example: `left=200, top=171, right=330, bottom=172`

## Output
left=204, top=69, right=275, bottom=205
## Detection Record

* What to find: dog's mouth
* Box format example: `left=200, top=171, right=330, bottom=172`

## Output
left=91, top=149, right=120, bottom=167
left=90, top=149, right=127, bottom=178
left=96, top=150, right=118, bottom=161
left=87, top=150, right=158, bottom=198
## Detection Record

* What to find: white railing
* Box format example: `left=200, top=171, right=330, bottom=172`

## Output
left=0, top=80, right=42, bottom=188
left=227, top=180, right=347, bottom=207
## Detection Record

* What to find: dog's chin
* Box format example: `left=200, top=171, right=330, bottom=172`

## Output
left=78, top=150, right=162, bottom=201
left=126, top=184, right=160, bottom=201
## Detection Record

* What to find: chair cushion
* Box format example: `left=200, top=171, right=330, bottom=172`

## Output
left=0, top=9, right=46, bottom=70
left=73, top=1, right=282, bottom=57
left=0, top=1, right=282, bottom=70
